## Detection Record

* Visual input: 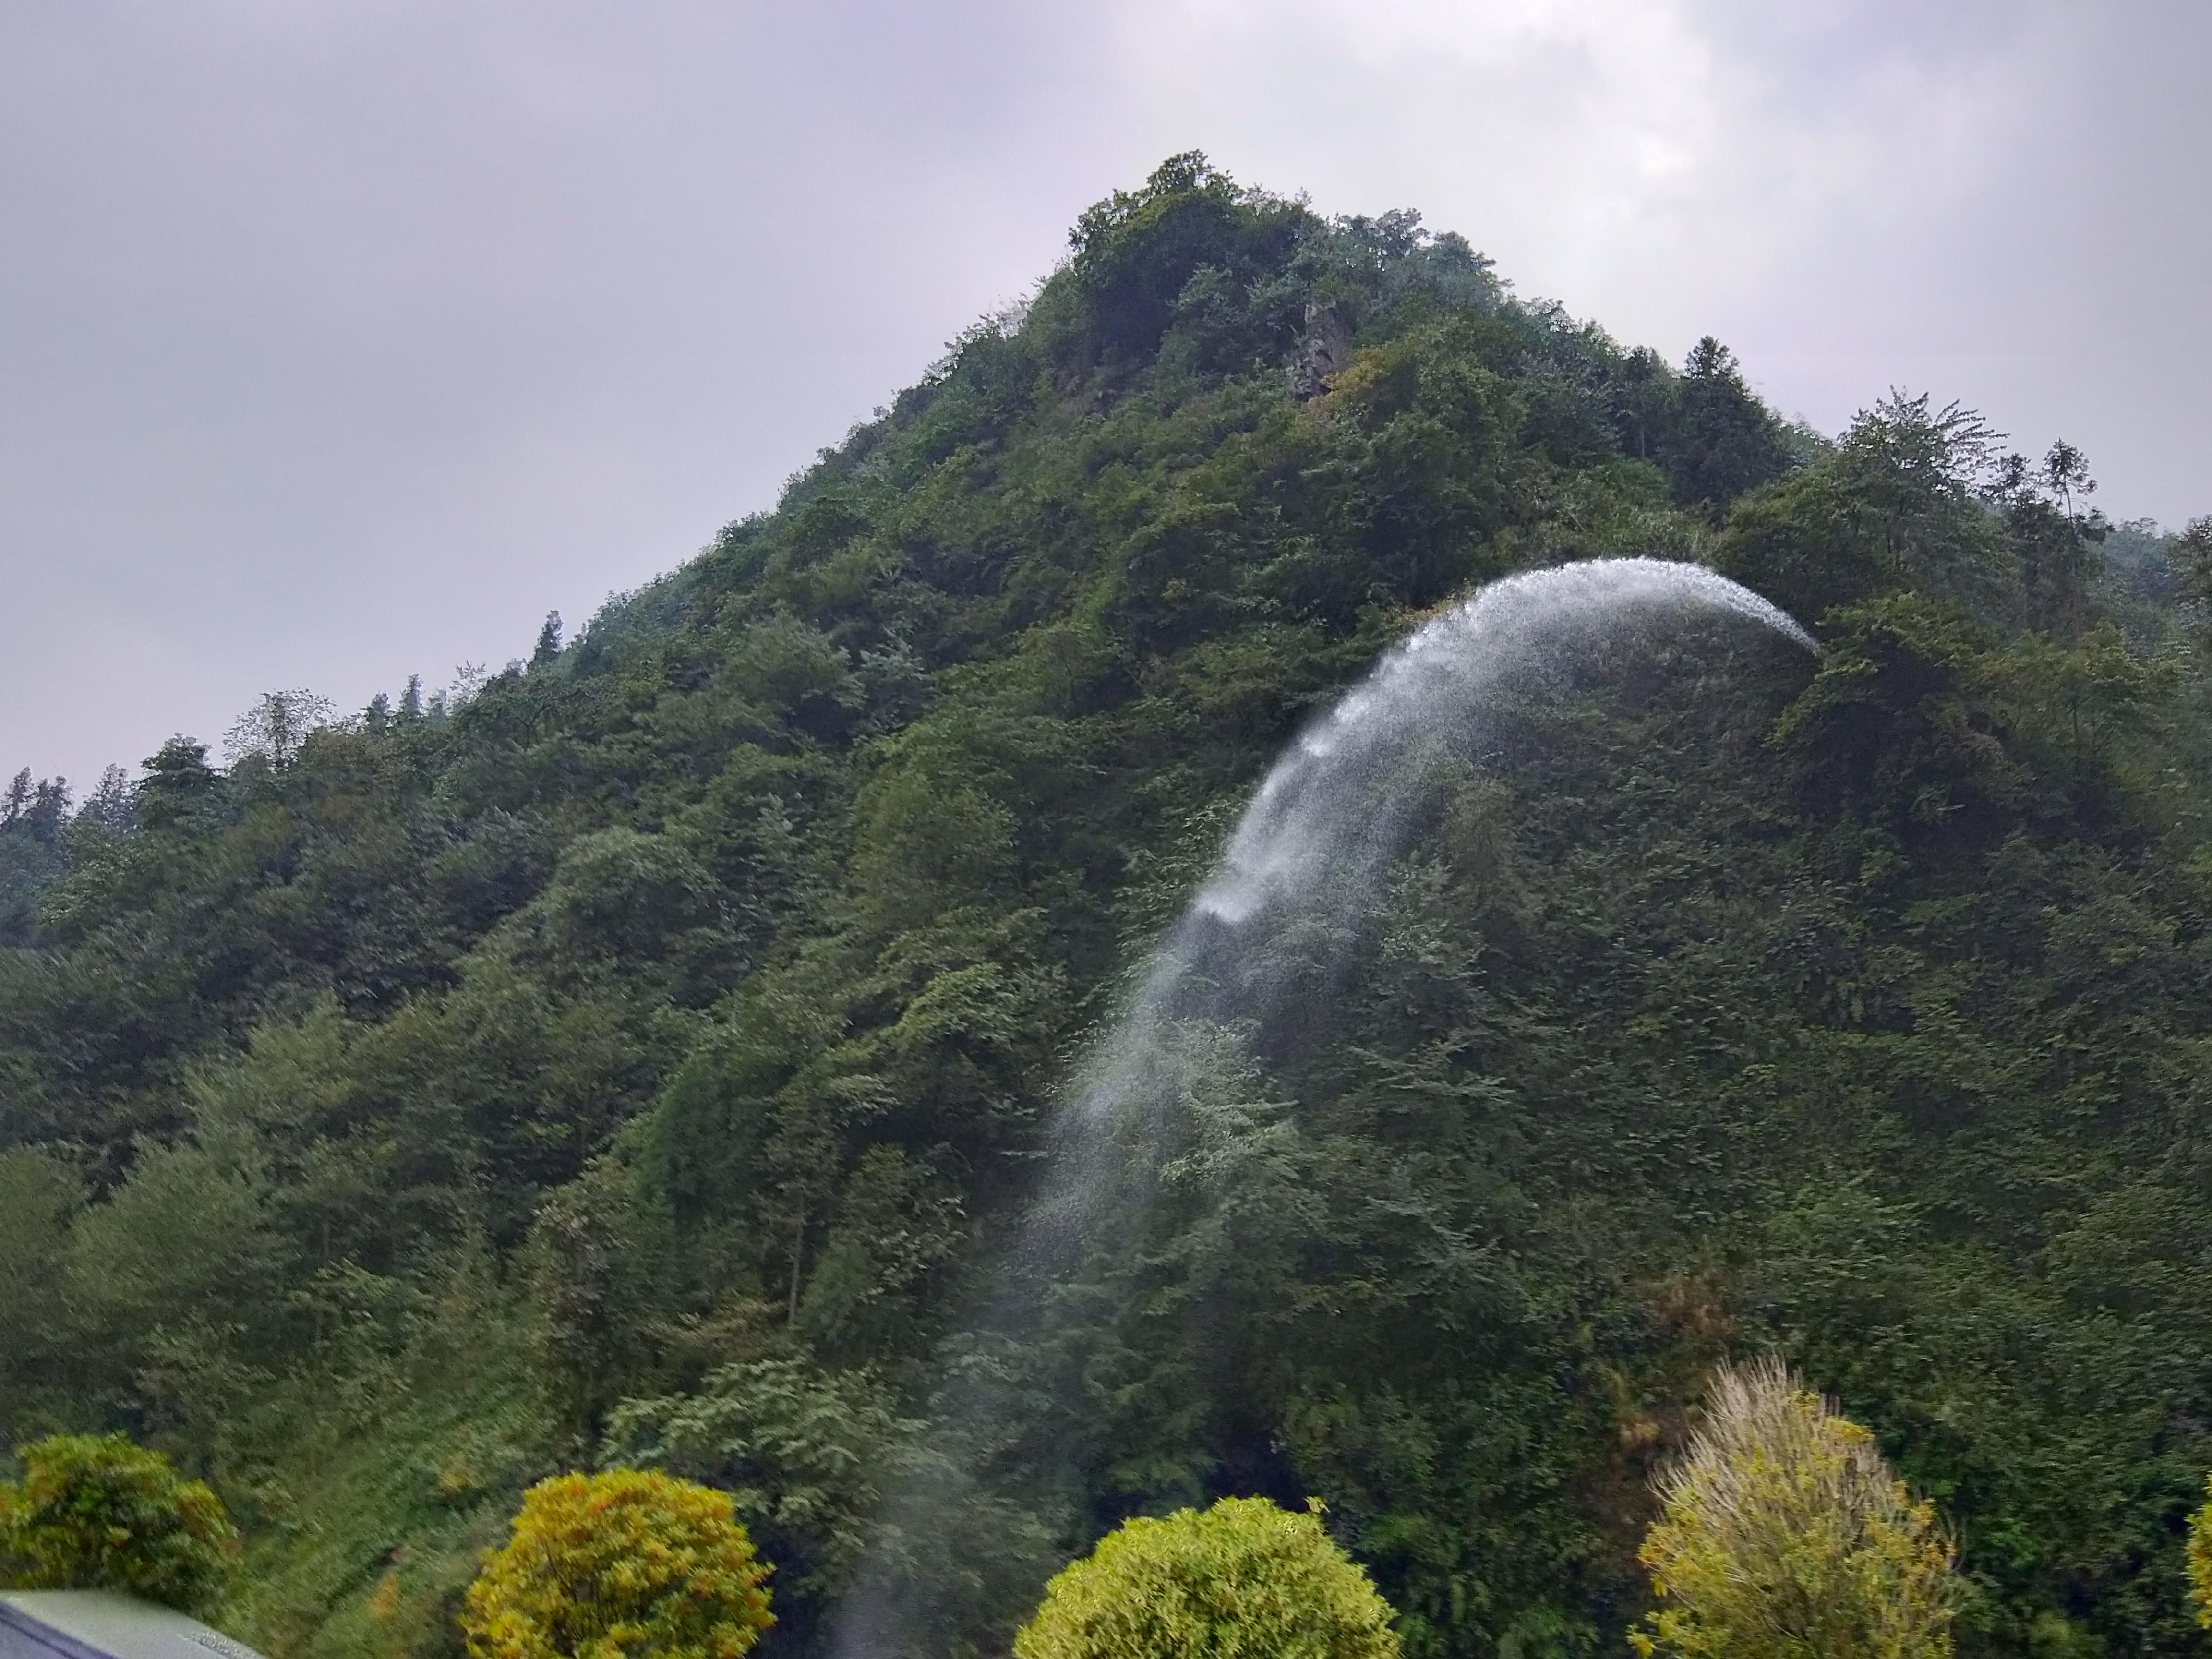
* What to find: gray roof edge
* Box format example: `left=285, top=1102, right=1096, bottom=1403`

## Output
left=0, top=1595, right=266, bottom=1659
left=0, top=1599, right=113, bottom=1659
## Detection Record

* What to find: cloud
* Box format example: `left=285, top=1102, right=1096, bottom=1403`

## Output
left=0, top=0, right=1103, bottom=786
left=1, top=0, right=2206, bottom=786
left=1103, top=0, right=2210, bottom=523
left=1114, top=0, right=2060, bottom=333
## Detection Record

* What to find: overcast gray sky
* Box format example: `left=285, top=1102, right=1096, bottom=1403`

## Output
left=4, top=0, right=2207, bottom=788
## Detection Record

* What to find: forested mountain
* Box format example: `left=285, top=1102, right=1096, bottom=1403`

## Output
left=5, top=154, right=2212, bottom=1659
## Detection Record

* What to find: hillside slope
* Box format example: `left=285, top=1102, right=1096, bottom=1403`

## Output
left=4, top=155, right=2212, bottom=1659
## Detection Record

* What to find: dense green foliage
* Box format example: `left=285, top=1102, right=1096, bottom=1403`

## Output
left=1632, top=1359, right=1953, bottom=1659
left=1012, top=1497, right=1397, bottom=1659
left=2190, top=1479, right=2212, bottom=1631
left=0, top=1432, right=236, bottom=1614
left=460, top=1471, right=772, bottom=1659
left=2, top=154, right=2210, bottom=1659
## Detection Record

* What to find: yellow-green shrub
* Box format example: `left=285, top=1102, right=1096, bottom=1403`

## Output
left=459, top=1470, right=772, bottom=1659
left=1013, top=1495, right=1397, bottom=1659
left=1632, top=1356, right=1954, bottom=1659
left=0, top=1432, right=235, bottom=1615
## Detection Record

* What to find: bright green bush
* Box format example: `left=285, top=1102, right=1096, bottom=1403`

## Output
left=1632, top=1358, right=1954, bottom=1659
left=460, top=1470, right=773, bottom=1659
left=1013, top=1496, right=1398, bottom=1659
left=2188, top=1475, right=2212, bottom=1631
left=0, top=1432, right=236, bottom=1614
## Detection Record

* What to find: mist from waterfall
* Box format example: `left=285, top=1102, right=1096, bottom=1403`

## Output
left=832, top=558, right=1815, bottom=1658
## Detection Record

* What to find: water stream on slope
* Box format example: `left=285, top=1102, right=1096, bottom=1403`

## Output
left=834, top=558, right=1815, bottom=1657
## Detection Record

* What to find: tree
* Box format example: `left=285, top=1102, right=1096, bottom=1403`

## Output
left=1662, top=336, right=1796, bottom=513
left=1013, top=1497, right=1399, bottom=1659
left=607, top=1357, right=938, bottom=1646
left=12, top=152, right=2212, bottom=1659
left=2188, top=1475, right=2212, bottom=1631
left=1063, top=151, right=1303, bottom=372
left=0, top=771, right=71, bottom=847
left=460, top=1471, right=774, bottom=1659
left=1994, top=440, right=2106, bottom=639
left=533, top=612, right=564, bottom=669
left=0, top=1432, right=236, bottom=1615
left=1716, top=393, right=2003, bottom=625
left=78, top=764, right=134, bottom=834
left=0, top=1152, right=78, bottom=1420
left=223, top=688, right=336, bottom=768
left=1632, top=1357, right=1954, bottom=1659
left=2179, top=516, right=2212, bottom=634
left=0, top=772, right=71, bottom=946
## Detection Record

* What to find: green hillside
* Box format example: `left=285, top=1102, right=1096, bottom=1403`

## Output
left=4, top=154, right=2211, bottom=1659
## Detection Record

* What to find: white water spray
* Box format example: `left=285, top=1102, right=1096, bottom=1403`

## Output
left=1191, top=559, right=1810, bottom=931
left=834, top=558, right=1813, bottom=1657
left=1062, top=558, right=1811, bottom=1139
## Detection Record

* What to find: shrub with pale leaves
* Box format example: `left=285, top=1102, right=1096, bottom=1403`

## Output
left=1632, top=1356, right=1954, bottom=1659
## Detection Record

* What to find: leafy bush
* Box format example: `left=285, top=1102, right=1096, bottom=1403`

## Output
left=0, top=1432, right=236, bottom=1614
left=1013, top=1496, right=1398, bottom=1659
left=460, top=1470, right=774, bottom=1659
left=1632, top=1357, right=1954, bottom=1659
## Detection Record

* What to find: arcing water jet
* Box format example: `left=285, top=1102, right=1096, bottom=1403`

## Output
left=833, top=558, right=1814, bottom=1657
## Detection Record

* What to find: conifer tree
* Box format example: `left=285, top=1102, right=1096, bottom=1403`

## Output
left=533, top=612, right=563, bottom=669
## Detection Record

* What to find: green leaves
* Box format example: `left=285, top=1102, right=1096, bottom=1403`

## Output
left=5, top=156, right=2212, bottom=1659
left=2189, top=1478, right=2212, bottom=1633
left=1632, top=1359, right=1955, bottom=1659
left=606, top=1359, right=921, bottom=1601
left=459, top=1471, right=773, bottom=1659
left=1013, top=1496, right=1400, bottom=1659
left=0, top=1433, right=237, bottom=1616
